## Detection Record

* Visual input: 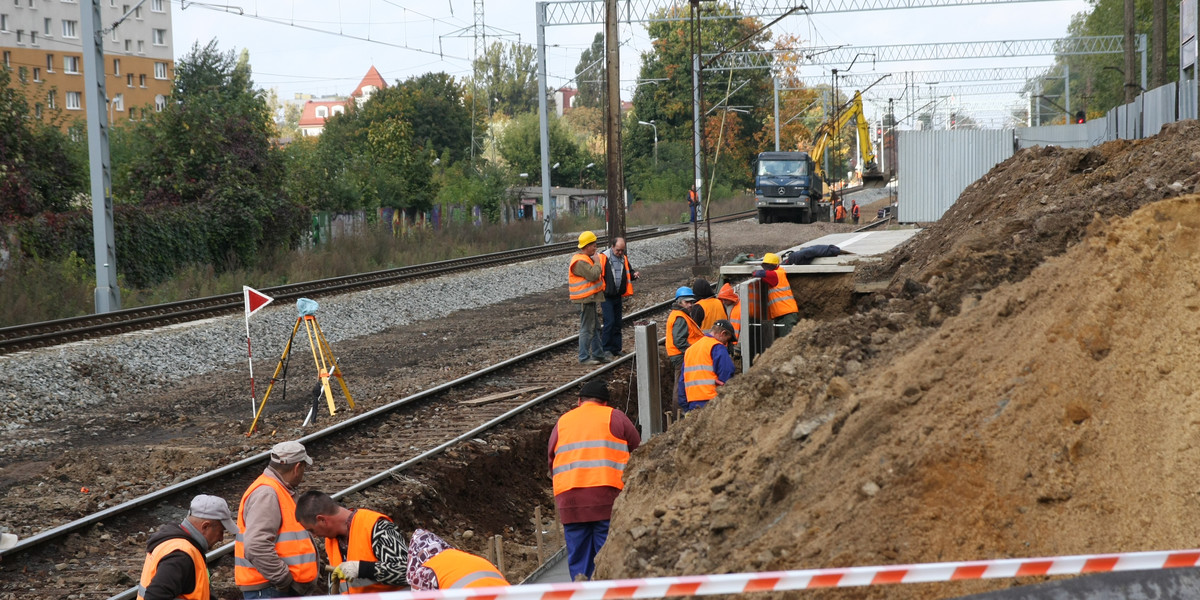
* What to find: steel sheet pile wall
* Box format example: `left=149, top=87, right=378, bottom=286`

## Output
left=1016, top=124, right=1091, bottom=149
left=897, top=129, right=1014, bottom=223
left=1183, top=84, right=1199, bottom=120
left=1143, top=82, right=1178, bottom=136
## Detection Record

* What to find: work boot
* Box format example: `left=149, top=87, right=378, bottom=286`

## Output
left=581, top=358, right=601, bottom=366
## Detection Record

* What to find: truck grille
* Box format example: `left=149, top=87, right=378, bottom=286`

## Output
left=762, top=186, right=802, bottom=197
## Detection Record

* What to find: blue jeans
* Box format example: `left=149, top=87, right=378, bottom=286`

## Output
left=578, top=303, right=603, bottom=362
left=600, top=296, right=624, bottom=356
left=242, top=588, right=288, bottom=599
left=563, top=520, right=610, bottom=581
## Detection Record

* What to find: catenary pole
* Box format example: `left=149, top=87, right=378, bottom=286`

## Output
left=82, top=0, right=120, bottom=312
left=536, top=3, right=554, bottom=244
left=604, top=0, right=625, bottom=240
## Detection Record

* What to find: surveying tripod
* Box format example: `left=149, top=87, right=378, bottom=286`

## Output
left=249, top=314, right=354, bottom=434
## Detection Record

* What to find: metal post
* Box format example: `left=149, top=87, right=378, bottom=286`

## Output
left=634, top=322, right=663, bottom=439
left=1064, top=63, right=1071, bottom=118
left=691, top=51, right=703, bottom=224
left=1035, top=79, right=1041, bottom=126
left=536, top=3, right=554, bottom=244
left=1140, top=33, right=1148, bottom=93
left=604, top=0, right=625, bottom=241
left=82, top=0, right=120, bottom=313
left=773, top=76, right=780, bottom=151
left=736, top=283, right=753, bottom=371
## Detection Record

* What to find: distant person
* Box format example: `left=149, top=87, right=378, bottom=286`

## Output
left=294, top=491, right=410, bottom=594
left=687, top=186, right=699, bottom=223
left=548, top=379, right=641, bottom=581
left=834, top=202, right=846, bottom=223
left=405, top=529, right=508, bottom=590
left=597, top=237, right=639, bottom=359
left=851, top=200, right=860, bottom=224
left=235, top=441, right=321, bottom=598
left=137, top=495, right=236, bottom=600
left=569, top=231, right=607, bottom=365
left=665, top=287, right=702, bottom=377
left=752, top=253, right=800, bottom=338
left=691, top=279, right=726, bottom=331
left=677, top=319, right=738, bottom=412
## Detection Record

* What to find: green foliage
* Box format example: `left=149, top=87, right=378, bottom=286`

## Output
left=473, top=41, right=540, bottom=116
left=574, top=33, right=606, bottom=108
left=433, top=162, right=511, bottom=223
left=499, top=112, right=599, bottom=187
left=393, top=72, right=476, bottom=164
left=0, top=68, right=87, bottom=218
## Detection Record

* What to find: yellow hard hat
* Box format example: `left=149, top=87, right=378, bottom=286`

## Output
left=762, top=252, right=780, bottom=265
left=578, top=231, right=598, bottom=249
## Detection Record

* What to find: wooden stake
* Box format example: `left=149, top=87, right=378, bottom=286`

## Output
left=494, top=534, right=505, bottom=576
left=534, top=505, right=545, bottom=564
left=485, top=538, right=496, bottom=566
left=458, top=386, right=545, bottom=406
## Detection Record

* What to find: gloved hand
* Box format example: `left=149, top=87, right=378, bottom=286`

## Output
left=332, top=561, right=361, bottom=581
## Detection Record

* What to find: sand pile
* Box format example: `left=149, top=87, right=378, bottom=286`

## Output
left=596, top=124, right=1200, bottom=599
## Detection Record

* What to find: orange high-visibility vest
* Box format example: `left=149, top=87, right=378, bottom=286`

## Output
left=727, top=300, right=742, bottom=340
left=137, top=538, right=209, bottom=600
left=765, top=268, right=799, bottom=319
left=568, top=253, right=604, bottom=301
left=835, top=205, right=846, bottom=220
left=551, top=402, right=630, bottom=495
left=325, top=510, right=407, bottom=595
left=423, top=549, right=509, bottom=589
left=665, top=310, right=703, bottom=357
left=852, top=204, right=860, bottom=218
left=696, top=297, right=726, bottom=331
left=682, top=336, right=721, bottom=403
left=596, top=252, right=634, bottom=297
left=234, top=475, right=318, bottom=587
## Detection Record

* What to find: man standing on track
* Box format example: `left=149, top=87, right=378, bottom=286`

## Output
left=548, top=379, right=641, bottom=581
left=294, top=491, right=410, bottom=594
left=137, top=494, right=236, bottom=600
left=235, top=441, right=321, bottom=598
left=597, top=237, right=639, bottom=359
left=569, top=231, right=607, bottom=365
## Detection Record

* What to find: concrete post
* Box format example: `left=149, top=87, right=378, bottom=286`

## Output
left=773, top=76, right=780, bottom=151
left=635, top=323, right=663, bottom=439
left=82, top=0, right=120, bottom=312
left=536, top=3, right=553, bottom=244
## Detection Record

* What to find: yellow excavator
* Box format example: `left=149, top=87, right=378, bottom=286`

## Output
left=809, top=91, right=888, bottom=188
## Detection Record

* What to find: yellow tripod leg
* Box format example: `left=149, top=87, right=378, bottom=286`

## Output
left=304, top=316, right=337, bottom=417
left=314, top=319, right=355, bottom=409
left=249, top=317, right=301, bottom=435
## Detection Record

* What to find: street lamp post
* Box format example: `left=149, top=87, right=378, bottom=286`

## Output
left=637, top=120, right=658, bottom=166
left=578, top=162, right=595, bottom=187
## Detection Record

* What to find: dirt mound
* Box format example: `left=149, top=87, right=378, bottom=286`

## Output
left=866, top=120, right=1200, bottom=323
left=597, top=127, right=1200, bottom=598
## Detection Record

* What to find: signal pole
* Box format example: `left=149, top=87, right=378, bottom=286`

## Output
left=82, top=0, right=120, bottom=312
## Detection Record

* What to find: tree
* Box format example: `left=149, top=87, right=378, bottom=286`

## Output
left=574, top=33, right=605, bottom=108
left=393, top=72, right=476, bottom=164
left=499, top=112, right=597, bottom=187
left=0, top=68, right=87, bottom=218
left=473, top=41, right=540, bottom=116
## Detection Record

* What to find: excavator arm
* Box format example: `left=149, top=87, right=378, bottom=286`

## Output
left=809, top=91, right=883, bottom=183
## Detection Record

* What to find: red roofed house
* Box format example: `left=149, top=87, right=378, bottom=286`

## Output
left=298, top=66, right=388, bottom=137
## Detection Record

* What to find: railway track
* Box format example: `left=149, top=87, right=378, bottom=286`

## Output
left=0, top=212, right=753, bottom=355
left=0, top=299, right=674, bottom=600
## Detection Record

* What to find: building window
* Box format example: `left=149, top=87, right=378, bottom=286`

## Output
left=1, top=14, right=7, bottom=30
left=61, top=19, right=76, bottom=38
left=45, top=53, right=52, bottom=70
left=133, top=6, right=140, bottom=18
left=315, top=106, right=328, bottom=118
left=109, top=0, right=114, bottom=6
left=125, top=73, right=132, bottom=86
left=34, top=103, right=42, bottom=118
left=129, top=106, right=136, bottom=119
left=47, top=89, right=55, bottom=108
left=110, top=27, right=116, bottom=42
left=153, top=62, right=166, bottom=79
left=30, top=30, right=36, bottom=45
left=2, top=51, right=8, bottom=67
left=152, top=28, right=165, bottom=45
left=112, top=58, right=119, bottom=75
left=27, top=0, right=33, bottom=7
left=63, top=55, right=79, bottom=73
left=66, top=91, right=80, bottom=110
left=15, top=29, right=22, bottom=43
left=42, top=17, right=49, bottom=34
left=136, top=39, right=143, bottom=53
left=17, top=66, right=26, bottom=82
left=151, top=0, right=162, bottom=11
left=154, top=94, right=165, bottom=112
left=332, top=105, right=344, bottom=116
left=123, top=39, right=130, bottom=51
left=32, top=66, right=39, bottom=81
left=113, top=93, right=122, bottom=111
left=138, top=73, right=145, bottom=86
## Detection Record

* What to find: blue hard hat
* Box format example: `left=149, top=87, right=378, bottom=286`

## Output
left=675, top=286, right=695, bottom=300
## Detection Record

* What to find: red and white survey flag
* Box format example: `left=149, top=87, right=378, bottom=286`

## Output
left=243, top=286, right=274, bottom=417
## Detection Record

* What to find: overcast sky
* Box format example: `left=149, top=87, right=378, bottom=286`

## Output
left=173, top=0, right=1091, bottom=127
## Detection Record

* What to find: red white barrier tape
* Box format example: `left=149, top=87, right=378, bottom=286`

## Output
left=324, top=548, right=1200, bottom=600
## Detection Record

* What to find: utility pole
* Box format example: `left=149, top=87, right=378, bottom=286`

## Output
left=83, top=0, right=120, bottom=313
left=604, top=0, right=625, bottom=240
left=1124, top=0, right=1137, bottom=103
left=690, top=1, right=703, bottom=267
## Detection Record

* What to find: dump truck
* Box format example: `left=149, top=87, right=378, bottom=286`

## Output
left=753, top=151, right=828, bottom=224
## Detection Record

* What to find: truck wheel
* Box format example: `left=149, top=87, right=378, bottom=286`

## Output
left=757, top=209, right=772, bottom=224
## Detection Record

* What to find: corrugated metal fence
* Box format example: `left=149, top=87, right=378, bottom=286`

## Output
left=899, top=79, right=1196, bottom=222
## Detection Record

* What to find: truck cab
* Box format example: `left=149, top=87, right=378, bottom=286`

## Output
left=754, top=151, right=827, bottom=224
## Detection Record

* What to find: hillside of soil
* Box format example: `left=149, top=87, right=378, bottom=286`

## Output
left=596, top=121, right=1200, bottom=599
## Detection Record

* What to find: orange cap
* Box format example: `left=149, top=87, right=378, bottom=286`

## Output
left=717, top=283, right=738, bottom=303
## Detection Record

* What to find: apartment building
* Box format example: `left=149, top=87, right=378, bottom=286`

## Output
left=0, top=0, right=173, bottom=124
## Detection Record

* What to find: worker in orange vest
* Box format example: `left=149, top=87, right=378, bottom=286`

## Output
left=678, top=319, right=738, bottom=412
left=691, top=278, right=726, bottom=331
left=407, top=529, right=509, bottom=590
left=851, top=200, right=860, bottom=224
left=716, top=283, right=741, bottom=352
left=687, top=186, right=699, bottom=222
left=570, top=231, right=607, bottom=365
left=294, top=491, right=410, bottom=594
left=235, top=441, right=322, bottom=598
left=834, top=202, right=846, bottom=223
left=752, top=253, right=800, bottom=338
left=137, top=495, right=236, bottom=600
left=548, top=379, right=641, bottom=580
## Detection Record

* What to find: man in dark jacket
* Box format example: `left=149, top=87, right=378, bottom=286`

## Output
left=138, top=494, right=236, bottom=600
left=597, top=237, right=639, bottom=359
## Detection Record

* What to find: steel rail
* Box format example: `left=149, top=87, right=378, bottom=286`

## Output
left=0, top=211, right=754, bottom=355
left=0, top=299, right=673, bottom=565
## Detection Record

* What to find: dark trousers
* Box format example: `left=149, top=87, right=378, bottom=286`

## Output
left=564, top=520, right=610, bottom=581
left=600, top=296, right=624, bottom=355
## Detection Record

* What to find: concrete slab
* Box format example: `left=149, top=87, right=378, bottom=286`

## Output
left=524, top=547, right=571, bottom=584
left=719, top=228, right=921, bottom=276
